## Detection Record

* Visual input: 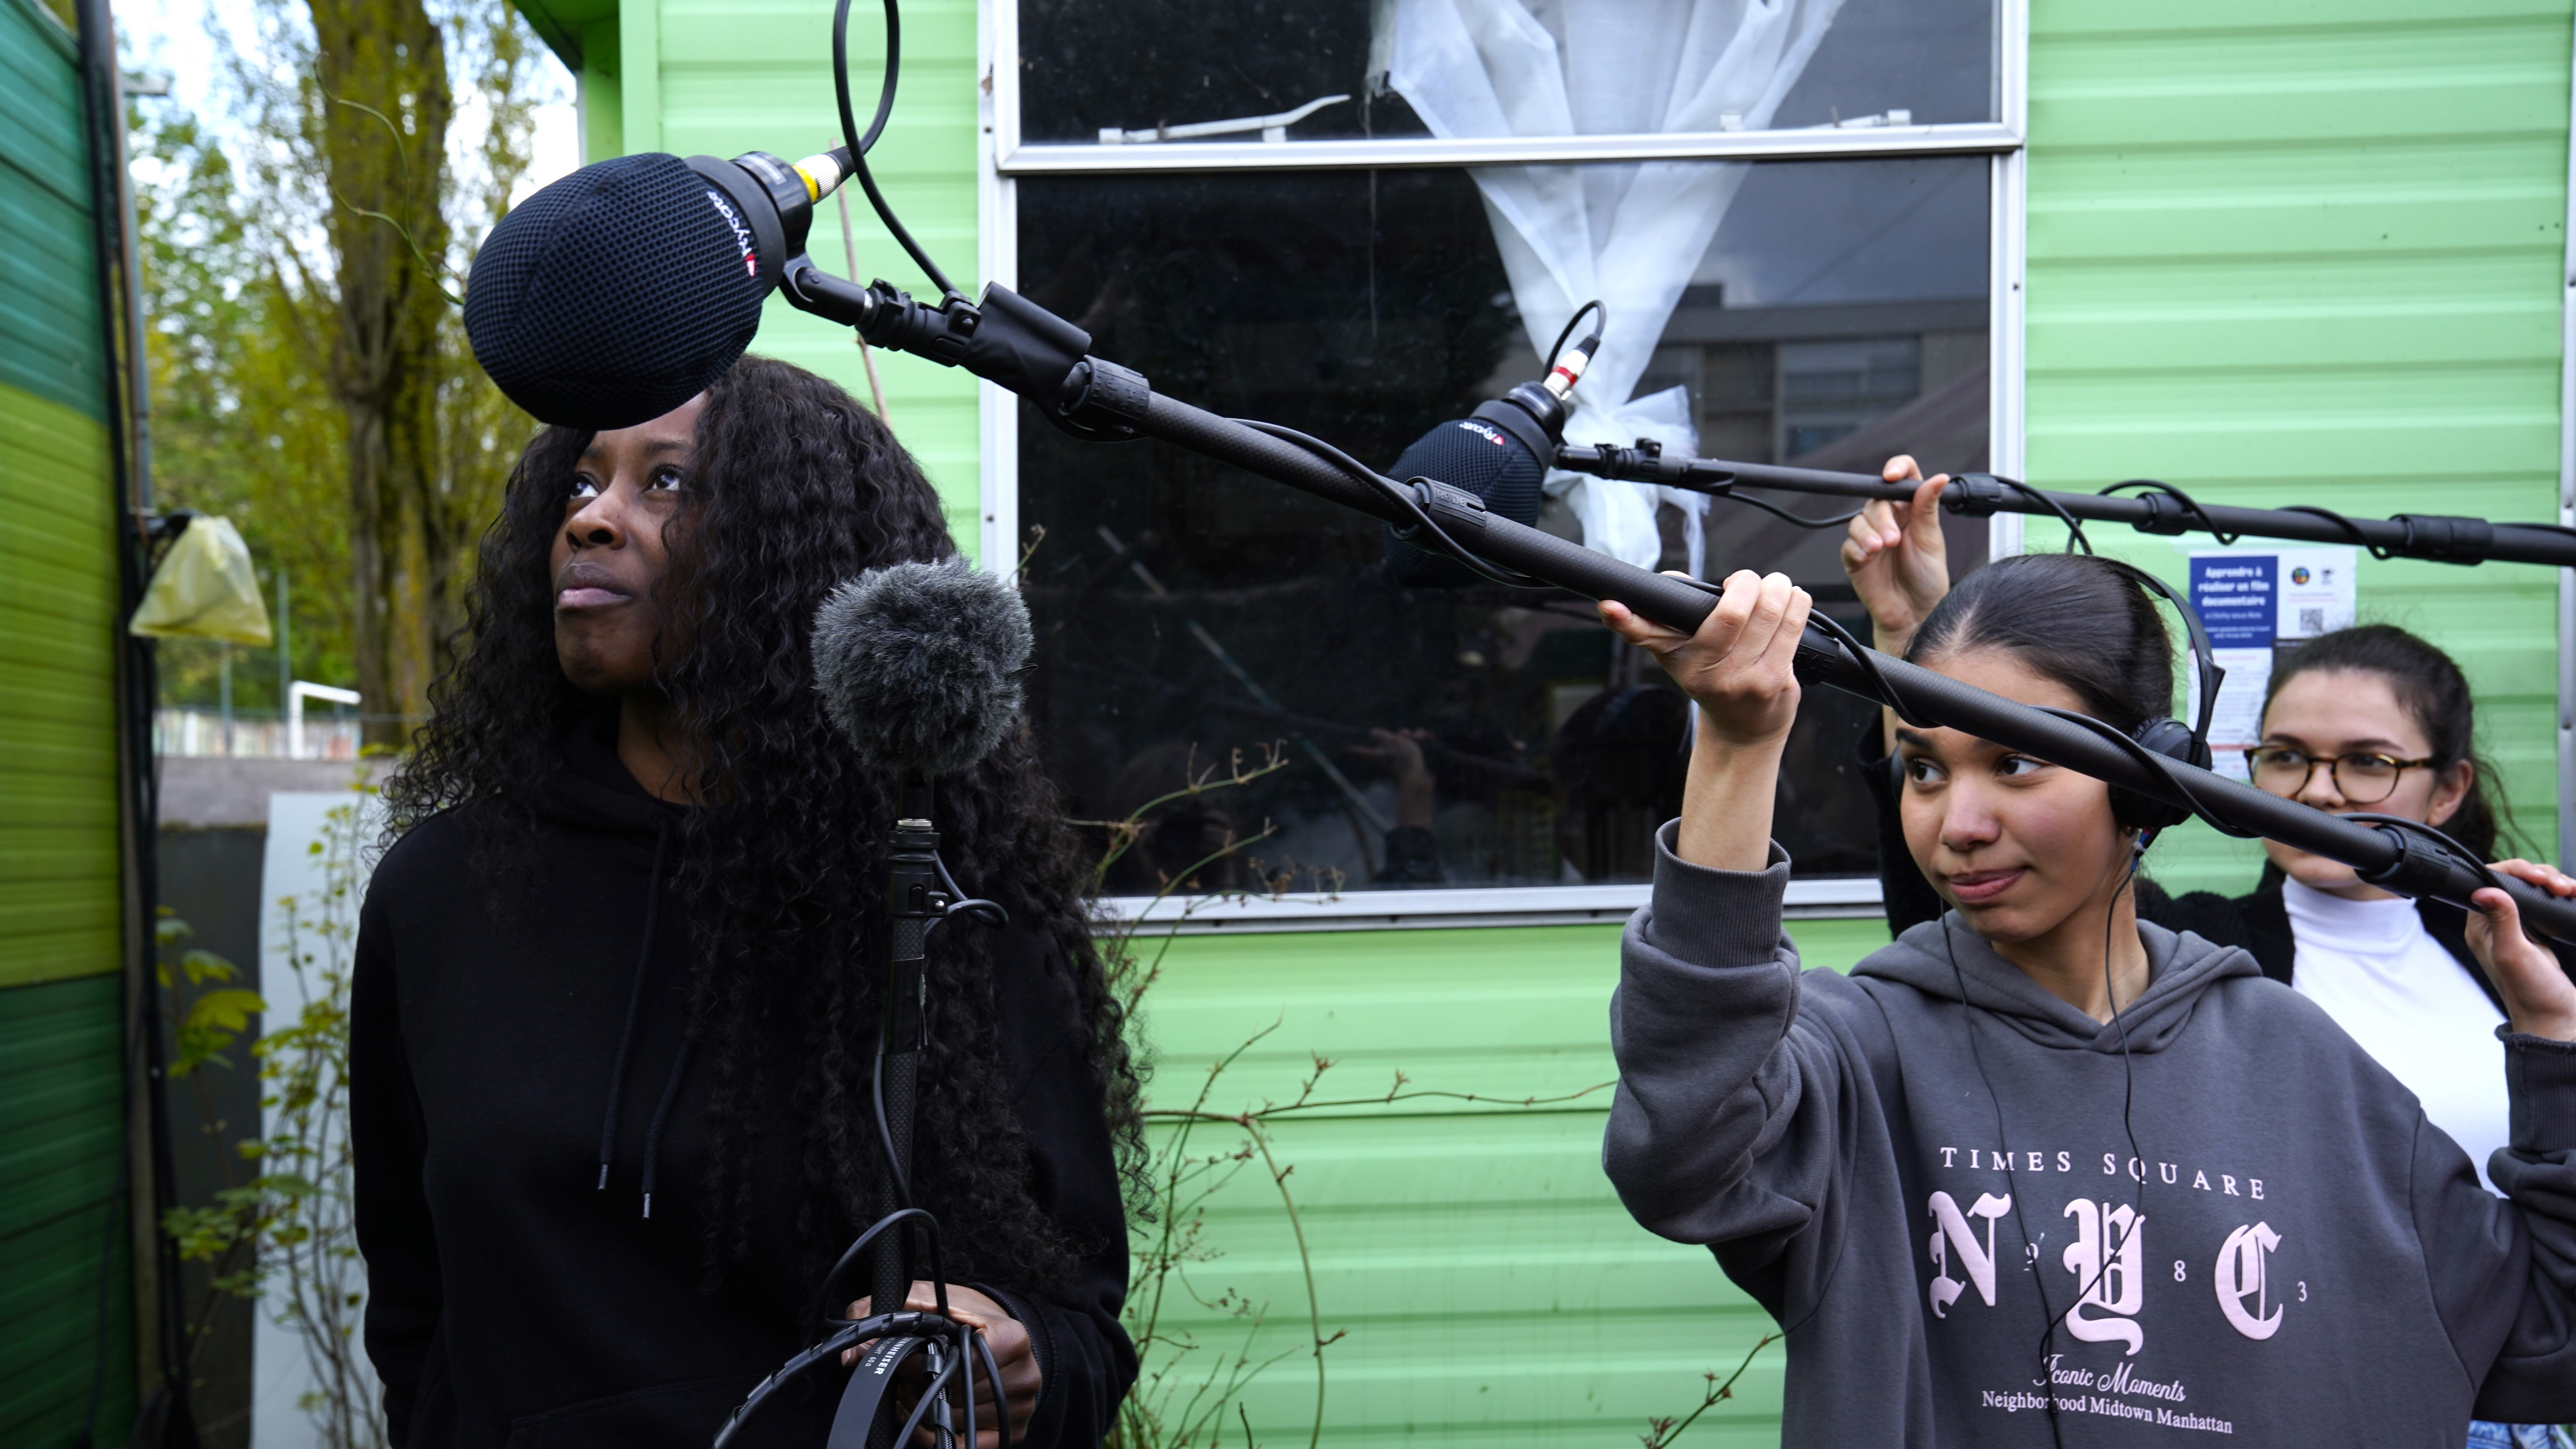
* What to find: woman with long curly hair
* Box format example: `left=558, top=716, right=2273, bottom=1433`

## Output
left=352, top=355, right=1142, bottom=1449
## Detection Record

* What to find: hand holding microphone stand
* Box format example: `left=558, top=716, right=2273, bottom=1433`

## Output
left=713, top=562, right=1025, bottom=1449
left=711, top=781, right=1010, bottom=1449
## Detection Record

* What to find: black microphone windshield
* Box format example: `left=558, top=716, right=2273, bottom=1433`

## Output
left=811, top=559, right=1033, bottom=778
left=466, top=152, right=772, bottom=431
left=1383, top=412, right=1547, bottom=586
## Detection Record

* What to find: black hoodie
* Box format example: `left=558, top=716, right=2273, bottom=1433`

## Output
left=351, top=714, right=1136, bottom=1447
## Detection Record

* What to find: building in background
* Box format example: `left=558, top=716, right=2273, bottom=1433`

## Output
left=527, top=0, right=2576, bottom=1439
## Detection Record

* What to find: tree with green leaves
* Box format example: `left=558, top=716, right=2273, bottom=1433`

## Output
left=136, top=0, right=551, bottom=739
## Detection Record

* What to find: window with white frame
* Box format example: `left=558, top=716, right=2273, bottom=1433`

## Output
left=985, top=0, right=2022, bottom=906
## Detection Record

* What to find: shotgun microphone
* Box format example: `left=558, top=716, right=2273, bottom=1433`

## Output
left=810, top=556, right=1033, bottom=778
left=464, top=146, right=854, bottom=431
left=1384, top=326, right=1598, bottom=585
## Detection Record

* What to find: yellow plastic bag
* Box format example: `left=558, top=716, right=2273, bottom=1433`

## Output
left=129, top=515, right=273, bottom=647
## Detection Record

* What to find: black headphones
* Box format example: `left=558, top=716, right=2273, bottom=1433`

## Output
left=1882, top=557, right=2223, bottom=841
left=2096, top=559, right=2221, bottom=841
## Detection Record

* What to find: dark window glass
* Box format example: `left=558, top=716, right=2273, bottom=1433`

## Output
left=1017, top=0, right=1996, bottom=145
left=1015, top=158, right=1988, bottom=893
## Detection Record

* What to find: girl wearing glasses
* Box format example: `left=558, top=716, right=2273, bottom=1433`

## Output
left=1844, top=462, right=2575, bottom=1206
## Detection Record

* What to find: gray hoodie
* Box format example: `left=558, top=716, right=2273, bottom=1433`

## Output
left=1606, top=824, right=2576, bottom=1446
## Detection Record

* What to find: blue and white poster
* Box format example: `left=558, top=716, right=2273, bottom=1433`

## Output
left=2187, top=556, right=2278, bottom=649
left=2186, top=548, right=2357, bottom=778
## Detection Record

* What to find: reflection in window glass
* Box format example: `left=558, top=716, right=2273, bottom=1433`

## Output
left=1017, top=0, right=1995, bottom=145
left=1015, top=160, right=1989, bottom=893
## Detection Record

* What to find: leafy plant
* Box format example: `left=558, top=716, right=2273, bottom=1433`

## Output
left=159, top=792, right=385, bottom=1449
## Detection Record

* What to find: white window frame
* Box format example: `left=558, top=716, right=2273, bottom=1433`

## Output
left=977, top=0, right=2029, bottom=929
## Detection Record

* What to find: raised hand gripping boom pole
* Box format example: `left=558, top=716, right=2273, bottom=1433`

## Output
left=1005, top=337, right=2576, bottom=946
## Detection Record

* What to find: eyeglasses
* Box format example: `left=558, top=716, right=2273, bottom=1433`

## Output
left=2243, top=746, right=2437, bottom=805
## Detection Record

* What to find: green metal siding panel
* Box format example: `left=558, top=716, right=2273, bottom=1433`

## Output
left=0, top=0, right=133, bottom=1432
left=2026, top=0, right=2571, bottom=893
left=627, top=0, right=985, bottom=550
left=0, top=0, right=104, bottom=422
left=1129, top=918, right=1886, bottom=1445
left=0, top=973, right=134, bottom=1443
left=0, top=382, right=121, bottom=990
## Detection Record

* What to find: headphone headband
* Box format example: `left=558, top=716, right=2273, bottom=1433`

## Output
left=2090, top=557, right=2224, bottom=838
left=2093, top=557, right=2225, bottom=749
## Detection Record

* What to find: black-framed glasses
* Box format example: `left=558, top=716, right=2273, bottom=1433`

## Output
left=2243, top=746, right=2437, bottom=804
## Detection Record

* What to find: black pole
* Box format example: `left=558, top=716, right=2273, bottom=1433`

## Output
left=1102, top=389, right=2576, bottom=946
left=870, top=775, right=939, bottom=1447
left=774, top=269, right=2576, bottom=947
left=73, top=0, right=197, bottom=1440
left=1554, top=444, right=2576, bottom=569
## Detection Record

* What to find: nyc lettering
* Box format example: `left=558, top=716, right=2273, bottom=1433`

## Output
left=2061, top=1197, right=2148, bottom=1353
left=1932, top=1144, right=2263, bottom=1199
left=1926, top=1191, right=2012, bottom=1318
left=1925, top=1190, right=2292, bottom=1347
left=2214, top=1222, right=2284, bottom=1340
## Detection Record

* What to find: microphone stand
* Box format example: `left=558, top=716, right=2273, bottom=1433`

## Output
left=769, top=270, right=2576, bottom=948
left=714, top=771, right=1013, bottom=1449
left=870, top=771, right=939, bottom=1448
left=1553, top=439, right=2576, bottom=570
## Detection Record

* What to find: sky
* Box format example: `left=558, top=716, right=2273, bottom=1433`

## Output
left=114, top=0, right=583, bottom=212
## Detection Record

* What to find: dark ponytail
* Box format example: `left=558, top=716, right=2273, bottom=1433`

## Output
left=2263, top=624, right=2516, bottom=861
left=1906, top=552, right=2175, bottom=735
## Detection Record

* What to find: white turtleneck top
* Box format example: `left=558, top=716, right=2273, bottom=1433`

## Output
left=2283, top=877, right=2509, bottom=1192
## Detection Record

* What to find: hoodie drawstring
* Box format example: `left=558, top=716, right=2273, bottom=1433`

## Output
left=640, top=1041, right=692, bottom=1219
left=596, top=820, right=671, bottom=1196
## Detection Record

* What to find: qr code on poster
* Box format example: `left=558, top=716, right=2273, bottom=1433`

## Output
left=2298, top=608, right=2325, bottom=635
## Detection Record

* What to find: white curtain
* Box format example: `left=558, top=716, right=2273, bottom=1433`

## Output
left=1377, top=0, right=1845, bottom=571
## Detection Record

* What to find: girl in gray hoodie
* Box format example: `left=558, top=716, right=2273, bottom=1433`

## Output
left=1595, top=553, right=2576, bottom=1446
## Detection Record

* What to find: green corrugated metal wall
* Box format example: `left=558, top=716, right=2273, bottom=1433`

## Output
left=2027, top=0, right=2573, bottom=894
left=595, top=0, right=986, bottom=550
left=0, top=0, right=136, bottom=1438
left=0, top=975, right=133, bottom=1440
left=1131, top=919, right=1885, bottom=1447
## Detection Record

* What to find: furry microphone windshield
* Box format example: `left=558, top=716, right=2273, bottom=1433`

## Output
left=811, top=558, right=1033, bottom=778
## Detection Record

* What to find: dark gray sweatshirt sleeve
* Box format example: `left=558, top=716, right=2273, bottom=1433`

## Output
left=1604, top=824, right=1898, bottom=1319
left=2454, top=1033, right=2576, bottom=1422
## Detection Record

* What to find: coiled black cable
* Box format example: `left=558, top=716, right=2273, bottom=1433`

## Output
left=2101, top=478, right=2239, bottom=545
left=832, top=0, right=962, bottom=299
left=1544, top=299, right=1604, bottom=374
left=1228, top=417, right=1557, bottom=589
left=1716, top=490, right=1865, bottom=530
left=2031, top=705, right=2255, bottom=839
left=1985, top=474, right=2095, bottom=553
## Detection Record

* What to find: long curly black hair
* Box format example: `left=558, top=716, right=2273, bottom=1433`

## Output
left=384, top=353, right=1145, bottom=1290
